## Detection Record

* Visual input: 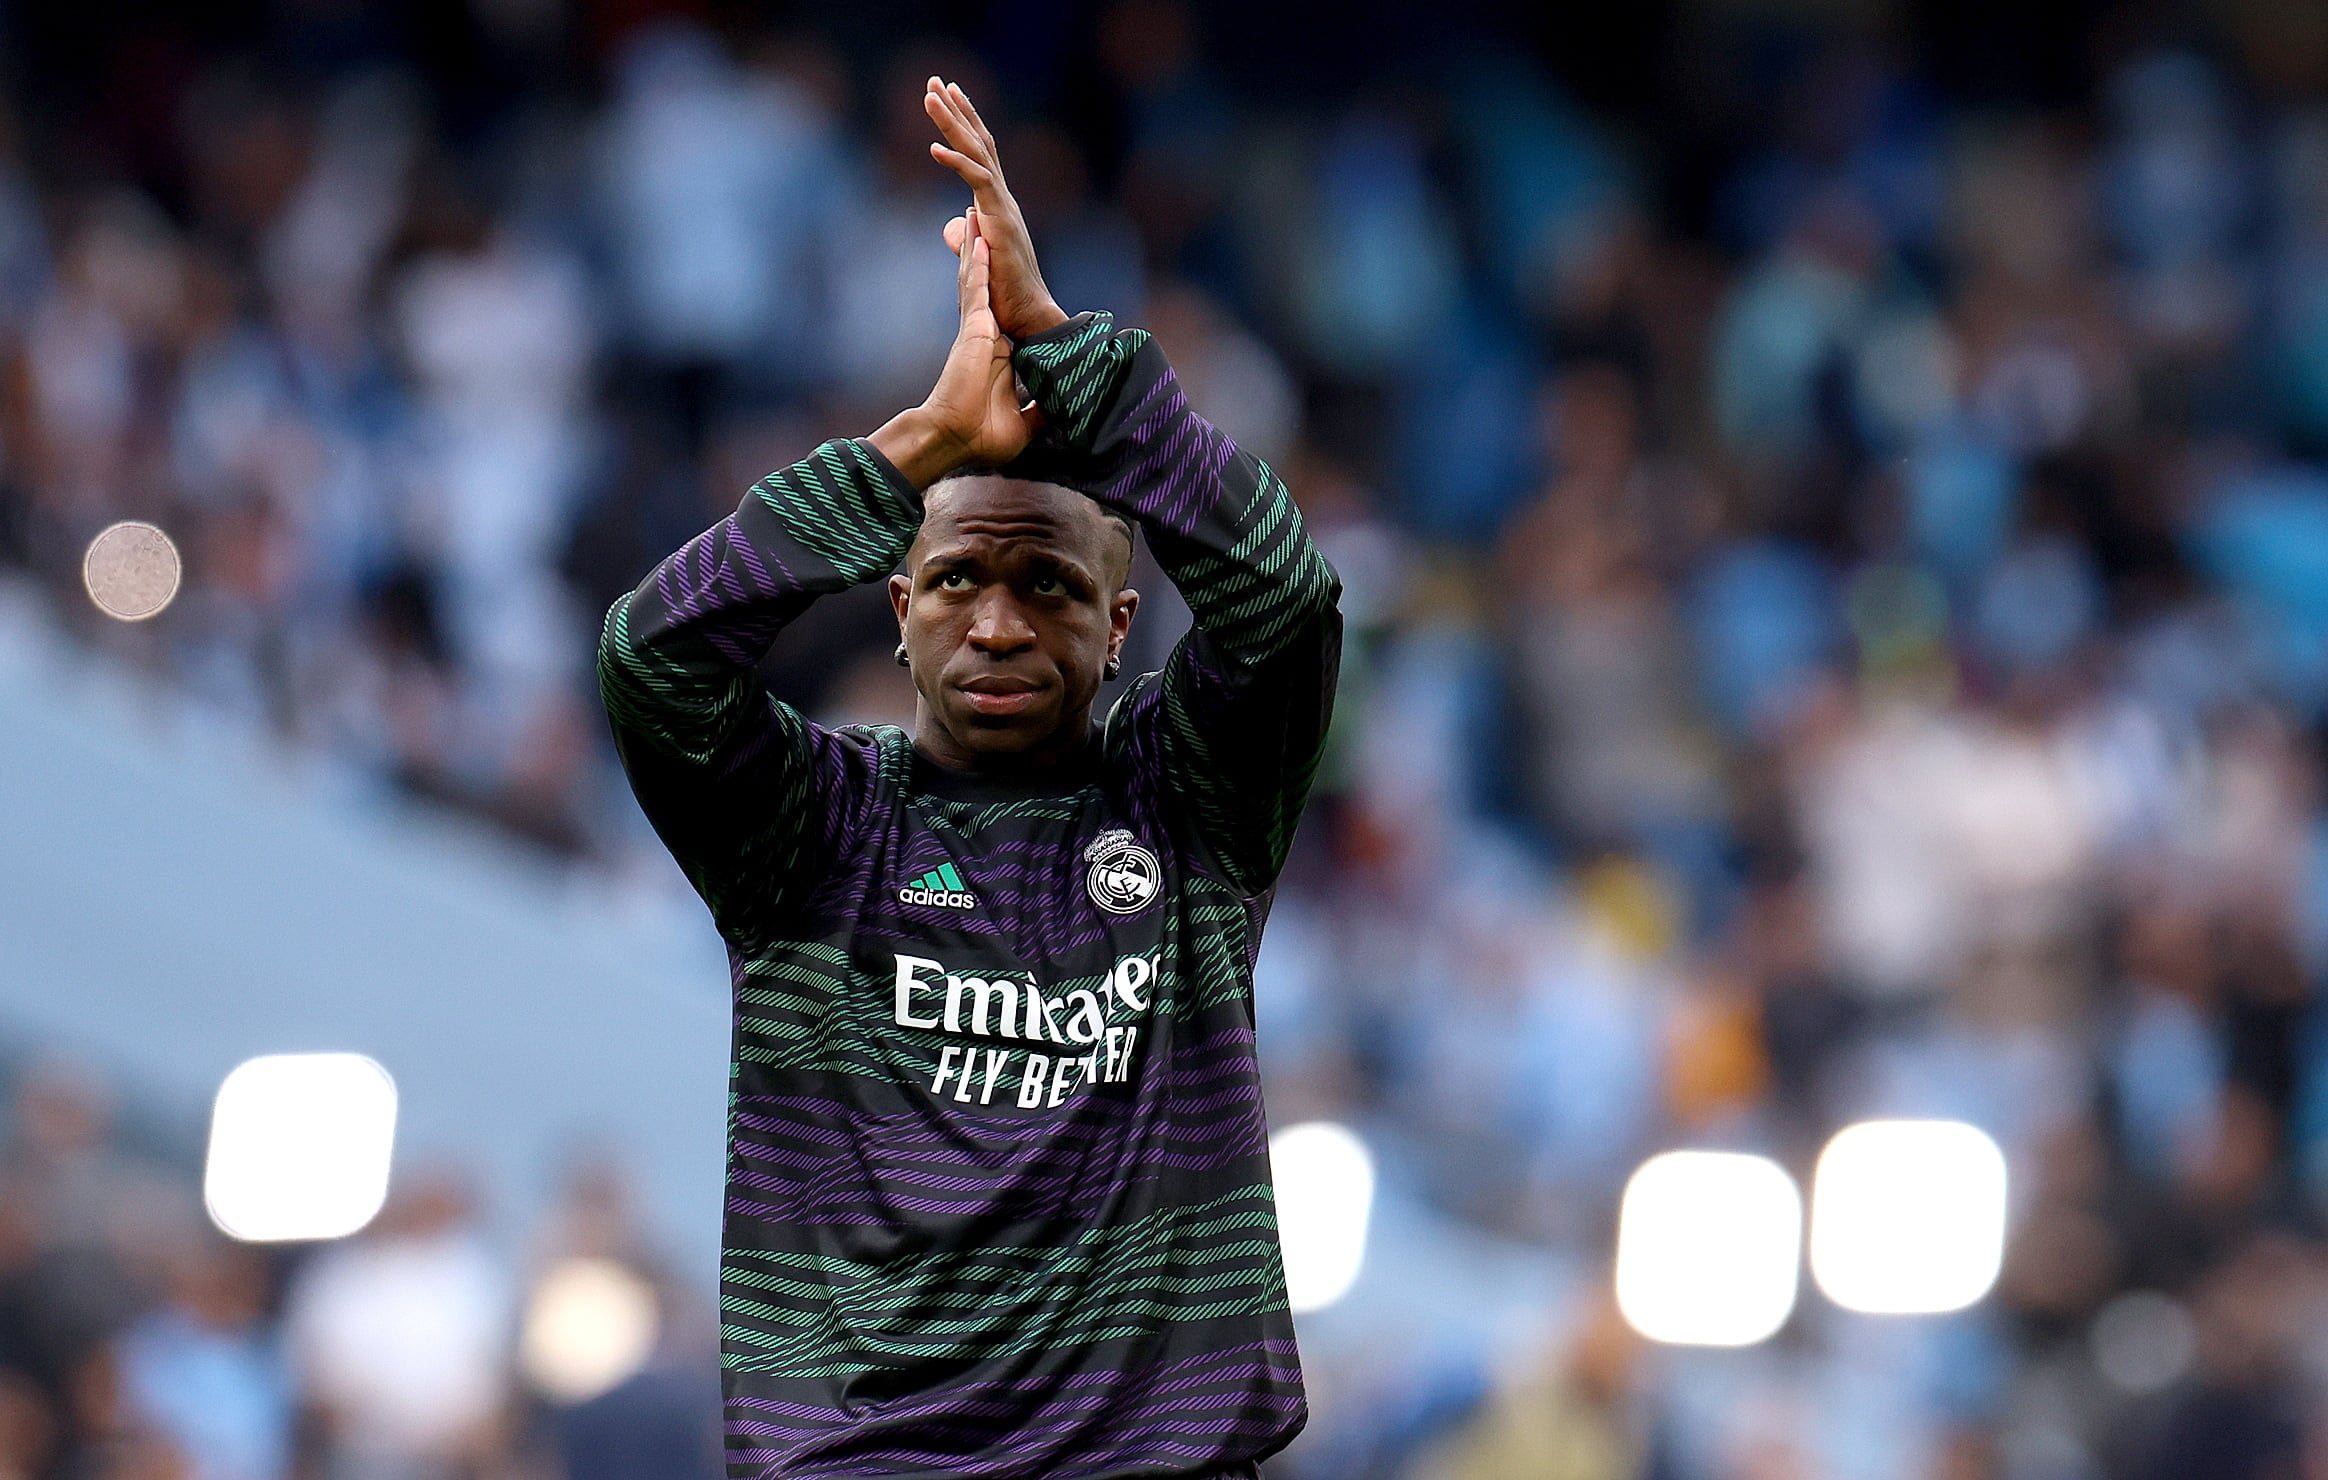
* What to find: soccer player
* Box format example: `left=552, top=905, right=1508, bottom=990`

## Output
left=596, top=76, right=1341, bottom=1479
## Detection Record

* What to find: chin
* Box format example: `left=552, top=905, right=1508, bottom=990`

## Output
left=946, top=707, right=1062, bottom=753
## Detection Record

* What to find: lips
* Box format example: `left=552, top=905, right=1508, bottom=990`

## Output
left=956, top=675, right=1045, bottom=717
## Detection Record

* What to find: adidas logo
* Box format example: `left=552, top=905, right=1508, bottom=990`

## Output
left=897, top=863, right=978, bottom=910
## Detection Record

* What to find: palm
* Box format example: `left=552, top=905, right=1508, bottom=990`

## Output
left=927, top=224, right=1038, bottom=467
left=931, top=307, right=1027, bottom=465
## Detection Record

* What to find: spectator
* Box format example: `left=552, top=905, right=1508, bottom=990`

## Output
left=119, top=1239, right=291, bottom=1480
left=283, top=1172, right=514, bottom=1480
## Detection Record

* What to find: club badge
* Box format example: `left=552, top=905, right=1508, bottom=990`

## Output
left=1083, top=829, right=1162, bottom=915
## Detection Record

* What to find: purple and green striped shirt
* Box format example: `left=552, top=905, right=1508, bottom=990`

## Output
left=598, top=313, right=1341, bottom=1478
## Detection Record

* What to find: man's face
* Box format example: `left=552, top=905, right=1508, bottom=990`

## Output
left=890, top=475, right=1137, bottom=765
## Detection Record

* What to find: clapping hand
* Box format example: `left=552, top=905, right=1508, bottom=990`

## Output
left=926, top=78, right=1070, bottom=341
left=902, top=208, right=1043, bottom=481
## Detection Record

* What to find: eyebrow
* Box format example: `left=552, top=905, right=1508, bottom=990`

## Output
left=920, top=546, right=1099, bottom=587
left=952, top=518, right=1066, bottom=536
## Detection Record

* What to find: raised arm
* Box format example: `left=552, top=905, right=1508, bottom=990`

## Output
left=599, top=224, right=1037, bottom=939
left=920, top=79, right=1341, bottom=892
left=1016, top=313, right=1344, bottom=896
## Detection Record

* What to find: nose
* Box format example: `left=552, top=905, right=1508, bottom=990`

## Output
left=965, top=587, right=1036, bottom=655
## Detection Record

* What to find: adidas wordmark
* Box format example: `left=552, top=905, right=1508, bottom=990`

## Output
left=898, top=862, right=978, bottom=910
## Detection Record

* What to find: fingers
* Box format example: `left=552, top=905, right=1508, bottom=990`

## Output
left=946, top=81, right=997, bottom=155
left=942, top=214, right=968, bottom=256
left=962, top=238, right=1003, bottom=347
left=924, top=78, right=985, bottom=146
left=929, top=142, right=994, bottom=188
left=924, top=77, right=1002, bottom=183
left=956, top=207, right=976, bottom=315
left=956, top=211, right=995, bottom=328
left=923, top=83, right=987, bottom=166
left=967, top=234, right=991, bottom=309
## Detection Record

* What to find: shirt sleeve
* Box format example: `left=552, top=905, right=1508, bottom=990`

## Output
left=1012, top=312, right=1344, bottom=896
left=596, top=437, right=922, bottom=940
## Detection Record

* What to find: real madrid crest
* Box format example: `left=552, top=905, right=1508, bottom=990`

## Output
left=1083, top=828, right=1162, bottom=915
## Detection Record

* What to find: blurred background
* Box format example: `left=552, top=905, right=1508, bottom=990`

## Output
left=9, top=0, right=2328, bottom=1475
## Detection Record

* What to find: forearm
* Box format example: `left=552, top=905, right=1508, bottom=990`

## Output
left=866, top=406, right=974, bottom=492
left=1011, top=313, right=1339, bottom=666
left=597, top=437, right=922, bottom=758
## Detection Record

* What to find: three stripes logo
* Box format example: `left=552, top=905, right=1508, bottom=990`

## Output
left=898, top=862, right=978, bottom=911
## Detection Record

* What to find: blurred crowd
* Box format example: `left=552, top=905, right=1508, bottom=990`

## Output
left=0, top=1061, right=719, bottom=1480
left=13, top=0, right=2328, bottom=1477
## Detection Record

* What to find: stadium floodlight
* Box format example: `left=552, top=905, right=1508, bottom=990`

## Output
left=521, top=1258, right=661, bottom=1404
left=204, top=1053, right=397, bottom=1243
left=1270, top=1121, right=1375, bottom=1314
left=1809, top=1119, right=2007, bottom=1315
left=1615, top=1150, right=1801, bottom=1346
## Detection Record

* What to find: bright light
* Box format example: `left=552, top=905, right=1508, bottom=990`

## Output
left=521, top=1259, right=660, bottom=1403
left=1615, top=1151, right=1801, bottom=1347
left=1809, top=1119, right=2007, bottom=1315
left=204, top=1054, right=397, bottom=1242
left=1270, top=1121, right=1375, bottom=1313
left=82, top=519, right=182, bottom=621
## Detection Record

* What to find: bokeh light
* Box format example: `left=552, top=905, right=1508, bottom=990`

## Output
left=1270, top=1121, right=1375, bottom=1314
left=1809, top=1119, right=2007, bottom=1315
left=204, top=1053, right=398, bottom=1243
left=1615, top=1150, right=1801, bottom=1347
left=81, top=519, right=182, bottom=622
left=520, top=1258, right=660, bottom=1404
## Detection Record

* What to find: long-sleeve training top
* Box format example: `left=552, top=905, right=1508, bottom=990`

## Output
left=598, top=310, right=1343, bottom=1480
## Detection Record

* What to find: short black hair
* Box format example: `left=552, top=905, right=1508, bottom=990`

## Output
left=928, top=463, right=1137, bottom=561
